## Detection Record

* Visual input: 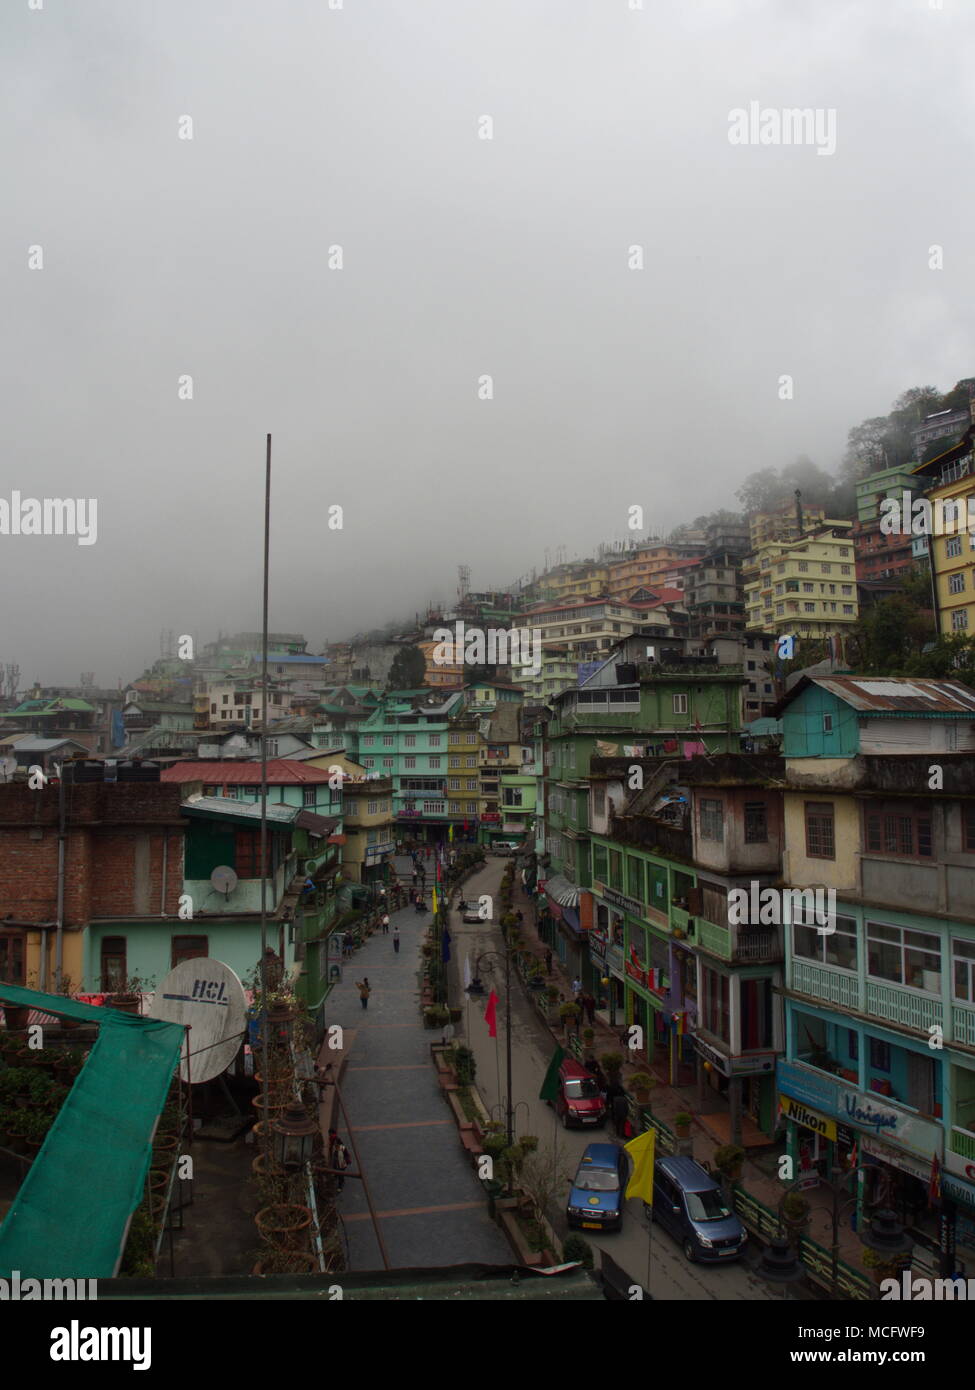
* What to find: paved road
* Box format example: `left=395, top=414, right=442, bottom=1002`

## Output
left=450, top=856, right=796, bottom=1301
left=328, top=884, right=510, bottom=1270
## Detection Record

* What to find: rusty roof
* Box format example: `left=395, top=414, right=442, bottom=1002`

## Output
left=161, top=759, right=338, bottom=783
left=778, top=675, right=975, bottom=716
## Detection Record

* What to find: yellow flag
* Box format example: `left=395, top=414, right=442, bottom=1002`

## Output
left=448, top=823, right=454, bottom=842
left=624, top=1127, right=656, bottom=1203
left=431, top=886, right=438, bottom=915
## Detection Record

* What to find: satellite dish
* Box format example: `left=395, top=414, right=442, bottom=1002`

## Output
left=0, top=757, right=17, bottom=781
left=210, top=865, right=238, bottom=897
left=151, top=957, right=248, bottom=1084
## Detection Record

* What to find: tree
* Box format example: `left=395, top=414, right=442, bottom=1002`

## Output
left=902, top=634, right=975, bottom=685
left=851, top=594, right=934, bottom=674
left=386, top=645, right=427, bottom=690
left=735, top=468, right=783, bottom=513
left=517, top=1141, right=573, bottom=1228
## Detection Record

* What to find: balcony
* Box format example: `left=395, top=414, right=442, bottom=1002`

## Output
left=696, top=921, right=780, bottom=964
left=865, top=981, right=943, bottom=1034
left=791, top=959, right=861, bottom=1011
left=952, top=1002, right=975, bottom=1048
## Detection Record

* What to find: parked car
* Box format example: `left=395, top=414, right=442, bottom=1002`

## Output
left=643, top=1155, right=748, bottom=1262
left=566, top=1142, right=628, bottom=1232
left=554, top=1057, right=606, bottom=1129
left=489, top=841, right=521, bottom=856
left=461, top=904, right=489, bottom=924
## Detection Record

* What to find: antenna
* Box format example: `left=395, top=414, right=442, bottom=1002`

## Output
left=210, top=865, right=239, bottom=898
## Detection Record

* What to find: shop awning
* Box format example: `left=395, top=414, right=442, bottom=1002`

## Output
left=544, top=874, right=580, bottom=908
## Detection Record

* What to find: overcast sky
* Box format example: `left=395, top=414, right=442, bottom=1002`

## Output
left=2, top=0, right=973, bottom=687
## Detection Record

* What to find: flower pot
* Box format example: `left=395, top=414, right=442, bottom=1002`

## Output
left=251, top=1093, right=288, bottom=1117
left=149, top=1169, right=168, bottom=1196
left=110, top=998, right=141, bottom=1015
left=152, top=1133, right=179, bottom=1158
left=2, top=1007, right=30, bottom=1030
left=675, top=1124, right=691, bottom=1139
left=255, top=1204, right=313, bottom=1251
left=633, top=1089, right=651, bottom=1105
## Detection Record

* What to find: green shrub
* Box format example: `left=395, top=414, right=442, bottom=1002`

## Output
left=562, top=1234, right=595, bottom=1269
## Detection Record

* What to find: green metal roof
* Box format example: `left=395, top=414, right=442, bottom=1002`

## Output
left=0, top=983, right=185, bottom=1279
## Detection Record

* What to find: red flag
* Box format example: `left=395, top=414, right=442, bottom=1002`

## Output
left=694, top=713, right=702, bottom=733
left=484, top=990, right=499, bottom=1038
left=928, top=1152, right=942, bottom=1207
left=436, top=859, right=443, bottom=882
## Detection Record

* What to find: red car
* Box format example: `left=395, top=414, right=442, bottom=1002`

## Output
left=554, top=1059, right=606, bottom=1129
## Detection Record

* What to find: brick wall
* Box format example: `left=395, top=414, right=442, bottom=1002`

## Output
left=0, top=782, right=185, bottom=925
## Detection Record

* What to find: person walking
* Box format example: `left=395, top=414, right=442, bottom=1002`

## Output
left=412, top=868, right=419, bottom=888
left=610, top=1087, right=629, bottom=1139
left=584, top=992, right=596, bottom=1026
left=328, top=1129, right=351, bottom=1191
left=356, top=977, right=371, bottom=1010
left=381, top=912, right=390, bottom=935
left=571, top=977, right=582, bottom=996
left=393, top=926, right=400, bottom=953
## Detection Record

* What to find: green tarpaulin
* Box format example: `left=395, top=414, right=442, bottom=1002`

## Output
left=0, top=983, right=186, bottom=1279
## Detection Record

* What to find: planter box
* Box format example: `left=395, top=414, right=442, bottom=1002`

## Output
left=497, top=1205, right=543, bottom=1267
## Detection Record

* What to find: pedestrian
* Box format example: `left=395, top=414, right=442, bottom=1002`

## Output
left=328, top=1129, right=350, bottom=1191
left=611, top=1090, right=629, bottom=1138
left=381, top=912, right=390, bottom=935
left=356, top=978, right=371, bottom=1010
left=393, top=926, right=400, bottom=953
left=545, top=948, right=553, bottom=975
left=584, top=992, right=596, bottom=1026
left=412, top=869, right=418, bottom=887
left=571, top=977, right=582, bottom=996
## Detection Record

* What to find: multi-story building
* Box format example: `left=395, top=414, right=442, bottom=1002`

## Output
left=446, top=714, right=483, bottom=837
left=913, top=405, right=972, bottom=463
left=358, top=689, right=465, bottom=843
left=911, top=424, right=975, bottom=638
left=606, top=540, right=706, bottom=602
left=775, top=674, right=975, bottom=1271
left=337, top=771, right=395, bottom=884
left=515, top=596, right=675, bottom=669
left=684, top=550, right=745, bottom=640
left=743, top=525, right=858, bottom=639
left=748, top=504, right=829, bottom=551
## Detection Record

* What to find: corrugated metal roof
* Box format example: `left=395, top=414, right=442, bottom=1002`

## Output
left=802, top=676, right=975, bottom=714
left=181, top=796, right=298, bottom=824
left=11, top=736, right=89, bottom=752
left=161, top=759, right=338, bottom=783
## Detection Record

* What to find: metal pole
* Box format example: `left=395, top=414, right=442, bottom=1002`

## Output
left=260, top=433, right=271, bottom=1141
left=505, top=942, right=513, bottom=1148
left=53, top=758, right=67, bottom=992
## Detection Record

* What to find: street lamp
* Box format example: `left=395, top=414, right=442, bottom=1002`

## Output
left=272, top=1102, right=319, bottom=1171
left=766, top=1165, right=914, bottom=1298
left=470, top=946, right=514, bottom=1149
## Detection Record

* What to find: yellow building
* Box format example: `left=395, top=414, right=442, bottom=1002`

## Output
left=748, top=505, right=828, bottom=551
left=911, top=429, right=975, bottom=638
left=743, top=526, right=857, bottom=638
left=300, top=752, right=394, bottom=883
left=417, top=639, right=466, bottom=688
left=447, top=716, right=483, bottom=829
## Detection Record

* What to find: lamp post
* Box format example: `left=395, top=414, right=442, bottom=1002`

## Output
left=771, top=1165, right=913, bottom=1298
left=470, top=945, right=514, bottom=1149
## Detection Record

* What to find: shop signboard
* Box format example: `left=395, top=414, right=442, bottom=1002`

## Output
left=695, top=1037, right=730, bottom=1077
left=779, top=1093, right=837, bottom=1142
left=838, top=1087, right=941, bottom=1160
left=861, top=1135, right=932, bottom=1185
left=776, top=1060, right=839, bottom=1115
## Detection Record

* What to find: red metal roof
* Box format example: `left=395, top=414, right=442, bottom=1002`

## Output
left=161, top=760, right=336, bottom=784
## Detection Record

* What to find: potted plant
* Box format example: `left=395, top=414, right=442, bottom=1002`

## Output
left=2, top=1004, right=31, bottom=1031
left=255, top=1203, right=313, bottom=1252
left=252, top=1249, right=319, bottom=1276
left=861, top=1247, right=907, bottom=1287
left=781, top=1190, right=811, bottom=1230
left=600, top=1052, right=624, bottom=1083
left=559, top=1003, right=581, bottom=1031
left=627, top=1072, right=656, bottom=1105
left=713, top=1143, right=745, bottom=1183
left=673, top=1111, right=692, bottom=1138
left=109, top=975, right=153, bottom=1015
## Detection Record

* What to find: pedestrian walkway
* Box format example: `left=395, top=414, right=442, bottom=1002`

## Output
left=325, top=880, right=509, bottom=1270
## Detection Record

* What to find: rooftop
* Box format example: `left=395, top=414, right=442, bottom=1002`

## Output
left=776, top=675, right=975, bottom=717
left=161, top=760, right=339, bottom=784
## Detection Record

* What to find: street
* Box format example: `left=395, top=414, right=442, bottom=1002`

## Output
left=446, top=856, right=795, bottom=1301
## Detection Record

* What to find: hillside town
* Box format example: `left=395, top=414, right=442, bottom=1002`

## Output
left=2, top=391, right=975, bottom=1312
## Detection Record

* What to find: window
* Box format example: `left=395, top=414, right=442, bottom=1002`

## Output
left=429, top=735, right=441, bottom=747
left=235, top=831, right=270, bottom=878
left=672, top=693, right=688, bottom=714
left=466, top=733, right=477, bottom=744
left=422, top=800, right=445, bottom=815
left=798, top=561, right=809, bottom=572
left=843, top=604, right=854, bottom=615
left=503, top=787, right=524, bottom=807
left=203, top=784, right=220, bottom=797
left=946, top=536, right=963, bottom=558
left=466, top=757, right=477, bottom=768
left=802, top=583, right=814, bottom=593
left=805, top=802, right=835, bottom=859
left=345, top=800, right=358, bottom=816
left=0, top=930, right=25, bottom=986
left=210, top=702, right=216, bottom=714
left=964, top=804, right=975, bottom=852
left=404, top=734, right=416, bottom=746
left=701, top=966, right=731, bottom=1043
left=869, top=1038, right=891, bottom=1072
left=363, top=758, right=375, bottom=768
left=449, top=756, right=460, bottom=768
left=840, top=565, right=851, bottom=576
left=383, top=734, right=394, bottom=746
left=821, top=564, right=832, bottom=574
left=841, top=585, right=852, bottom=596
left=804, top=602, right=815, bottom=612
left=700, top=798, right=724, bottom=842
left=367, top=800, right=379, bottom=815
left=949, top=573, right=967, bottom=594
left=592, top=843, right=608, bottom=882
left=952, top=610, right=969, bottom=631
left=429, top=756, right=441, bottom=769
left=222, top=694, right=229, bottom=704
left=823, top=714, right=833, bottom=734
left=867, top=921, right=941, bottom=991
left=100, top=936, right=127, bottom=991
left=171, top=936, right=208, bottom=967
left=362, top=735, right=374, bottom=745
left=864, top=805, right=933, bottom=858
left=302, top=786, right=316, bottom=807
left=466, top=801, right=478, bottom=813
left=743, top=801, right=768, bottom=843
left=793, top=914, right=858, bottom=969
left=382, top=757, right=393, bottom=768
left=448, top=777, right=460, bottom=790
left=627, top=856, right=643, bottom=901
left=404, top=756, right=416, bottom=769
left=953, top=939, right=975, bottom=1002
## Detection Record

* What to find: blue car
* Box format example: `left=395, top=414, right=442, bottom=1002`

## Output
left=643, top=1155, right=748, bottom=1262
left=566, top=1142, right=628, bottom=1233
